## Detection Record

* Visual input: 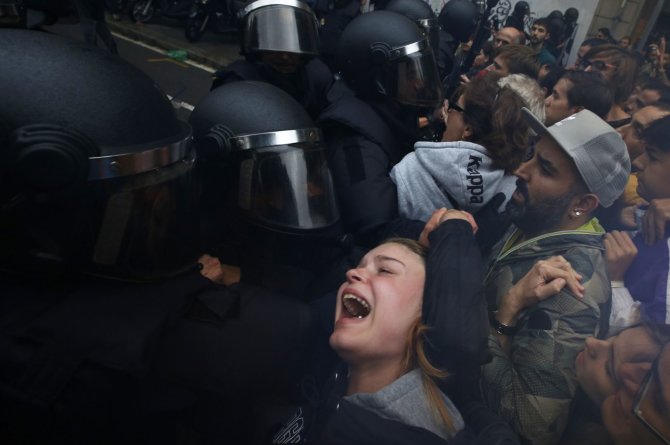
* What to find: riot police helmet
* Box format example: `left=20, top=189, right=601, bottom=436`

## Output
left=512, top=1, right=529, bottom=16
left=190, top=81, right=339, bottom=233
left=0, top=29, right=198, bottom=282
left=337, top=10, right=442, bottom=107
left=564, top=8, right=578, bottom=24
left=438, top=0, right=478, bottom=43
left=239, top=0, right=320, bottom=57
left=381, top=0, right=440, bottom=58
left=548, top=10, right=563, bottom=20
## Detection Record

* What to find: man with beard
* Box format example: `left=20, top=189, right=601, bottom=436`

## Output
left=528, top=17, right=556, bottom=66
left=479, top=109, right=630, bottom=444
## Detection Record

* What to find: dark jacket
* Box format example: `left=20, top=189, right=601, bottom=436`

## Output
left=481, top=222, right=611, bottom=445
left=318, top=80, right=423, bottom=246
left=0, top=270, right=314, bottom=444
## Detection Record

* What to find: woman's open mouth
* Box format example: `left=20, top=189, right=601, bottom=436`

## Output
left=342, top=293, right=371, bottom=318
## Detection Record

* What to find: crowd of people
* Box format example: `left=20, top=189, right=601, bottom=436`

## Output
left=2, top=0, right=670, bottom=444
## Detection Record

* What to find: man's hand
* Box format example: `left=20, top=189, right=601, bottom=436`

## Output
left=497, top=256, right=584, bottom=325
left=604, top=231, right=638, bottom=281
left=643, top=198, right=670, bottom=245
left=419, top=208, right=478, bottom=248
left=198, top=254, right=241, bottom=286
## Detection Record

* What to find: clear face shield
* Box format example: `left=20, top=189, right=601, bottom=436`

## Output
left=384, top=39, right=442, bottom=107
left=241, top=0, right=320, bottom=56
left=82, top=124, right=200, bottom=282
left=231, top=128, right=339, bottom=232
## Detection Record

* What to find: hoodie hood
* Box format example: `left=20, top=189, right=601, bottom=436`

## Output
left=390, top=140, right=517, bottom=222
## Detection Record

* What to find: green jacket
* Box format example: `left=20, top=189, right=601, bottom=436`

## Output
left=480, top=222, right=611, bottom=445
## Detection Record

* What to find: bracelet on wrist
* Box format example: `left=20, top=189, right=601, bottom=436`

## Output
left=611, top=280, right=625, bottom=289
left=489, top=310, right=519, bottom=336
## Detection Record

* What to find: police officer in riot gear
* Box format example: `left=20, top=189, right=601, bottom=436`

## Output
left=318, top=10, right=441, bottom=247
left=504, top=1, right=529, bottom=33
left=210, top=0, right=333, bottom=119
left=0, top=30, right=313, bottom=444
left=380, top=0, right=440, bottom=61
left=437, top=0, right=479, bottom=90
left=190, top=80, right=347, bottom=300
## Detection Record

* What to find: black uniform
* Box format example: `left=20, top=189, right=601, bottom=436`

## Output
left=318, top=80, right=424, bottom=246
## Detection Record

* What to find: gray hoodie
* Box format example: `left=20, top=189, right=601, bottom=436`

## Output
left=344, top=369, right=464, bottom=441
left=390, top=141, right=517, bottom=222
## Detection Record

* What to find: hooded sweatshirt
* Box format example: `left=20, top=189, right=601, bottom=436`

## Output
left=390, top=141, right=517, bottom=222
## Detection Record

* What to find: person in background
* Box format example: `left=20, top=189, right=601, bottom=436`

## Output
left=580, top=44, right=639, bottom=128
left=573, top=37, right=608, bottom=68
left=391, top=72, right=540, bottom=222
left=603, top=115, right=670, bottom=333
left=569, top=323, right=670, bottom=444
left=493, top=26, right=526, bottom=48
left=210, top=0, right=333, bottom=119
left=620, top=35, right=633, bottom=50
left=538, top=63, right=564, bottom=97
left=504, top=1, right=529, bottom=34
left=626, top=79, right=670, bottom=115
left=544, top=70, right=613, bottom=125
left=486, top=44, right=539, bottom=78
left=529, top=17, right=556, bottom=66
left=596, top=27, right=616, bottom=44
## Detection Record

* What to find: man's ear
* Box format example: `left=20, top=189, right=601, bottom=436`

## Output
left=572, top=193, right=600, bottom=216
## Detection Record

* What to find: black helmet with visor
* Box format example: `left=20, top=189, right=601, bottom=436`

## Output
left=239, top=0, right=320, bottom=57
left=0, top=29, right=198, bottom=282
left=190, top=81, right=339, bottom=234
left=337, top=10, right=441, bottom=107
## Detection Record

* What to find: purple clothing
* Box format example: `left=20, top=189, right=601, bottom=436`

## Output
left=625, top=234, right=670, bottom=324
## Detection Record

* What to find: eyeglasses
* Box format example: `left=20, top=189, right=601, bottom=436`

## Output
left=441, top=99, right=467, bottom=125
left=580, top=59, right=615, bottom=71
left=447, top=101, right=466, bottom=114
left=633, top=353, right=670, bottom=445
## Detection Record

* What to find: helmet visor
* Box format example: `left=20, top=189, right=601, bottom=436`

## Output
left=243, top=4, right=320, bottom=55
left=84, top=154, right=200, bottom=282
left=392, top=48, right=442, bottom=107
left=237, top=143, right=339, bottom=231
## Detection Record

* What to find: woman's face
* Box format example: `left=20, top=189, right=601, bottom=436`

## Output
left=575, top=326, right=662, bottom=406
left=441, top=95, right=469, bottom=142
left=601, top=342, right=670, bottom=445
left=329, top=242, right=425, bottom=367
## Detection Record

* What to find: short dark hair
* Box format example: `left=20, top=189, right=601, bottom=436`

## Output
left=539, top=63, right=565, bottom=97
left=642, top=114, right=670, bottom=153
left=642, top=79, right=670, bottom=105
left=561, top=70, right=613, bottom=118
left=495, top=44, right=540, bottom=78
left=580, top=38, right=608, bottom=49
left=533, top=17, right=551, bottom=30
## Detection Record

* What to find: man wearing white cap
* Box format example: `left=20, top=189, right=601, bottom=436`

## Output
left=480, top=109, right=631, bottom=444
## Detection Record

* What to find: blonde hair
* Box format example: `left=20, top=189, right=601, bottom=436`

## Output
left=381, top=238, right=455, bottom=434
left=401, top=318, right=455, bottom=434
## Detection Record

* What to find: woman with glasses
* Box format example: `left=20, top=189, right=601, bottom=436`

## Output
left=390, top=72, right=544, bottom=223
left=579, top=44, right=639, bottom=128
